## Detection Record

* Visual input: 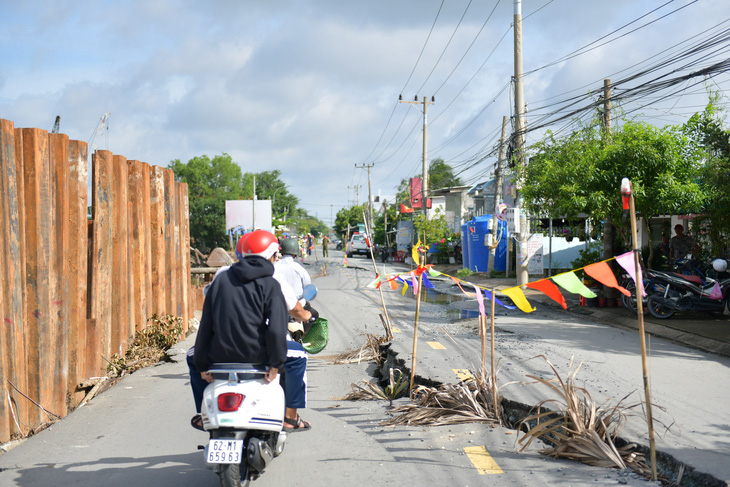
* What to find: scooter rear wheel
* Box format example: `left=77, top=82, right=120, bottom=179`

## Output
left=219, top=461, right=251, bottom=487
left=647, top=295, right=675, bottom=319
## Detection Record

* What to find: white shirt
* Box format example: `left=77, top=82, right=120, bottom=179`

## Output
left=206, top=264, right=298, bottom=311
left=274, top=255, right=311, bottom=306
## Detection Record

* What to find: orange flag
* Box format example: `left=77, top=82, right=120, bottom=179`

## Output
left=584, top=261, right=630, bottom=296
left=526, top=280, right=567, bottom=309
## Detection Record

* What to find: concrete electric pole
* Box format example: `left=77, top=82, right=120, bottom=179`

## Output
left=513, top=0, right=528, bottom=286
left=399, top=95, right=434, bottom=219
left=355, top=163, right=375, bottom=233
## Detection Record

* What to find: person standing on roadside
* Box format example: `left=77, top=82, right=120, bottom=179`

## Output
left=321, top=235, right=330, bottom=257
left=669, top=224, right=698, bottom=261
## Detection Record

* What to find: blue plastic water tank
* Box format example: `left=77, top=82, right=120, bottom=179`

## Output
left=460, top=223, right=470, bottom=268
left=467, top=215, right=507, bottom=272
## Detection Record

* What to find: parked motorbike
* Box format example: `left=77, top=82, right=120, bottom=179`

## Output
left=644, top=266, right=730, bottom=319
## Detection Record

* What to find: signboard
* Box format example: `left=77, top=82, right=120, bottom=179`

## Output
left=504, top=207, right=521, bottom=233
left=225, top=200, right=273, bottom=232
left=518, top=234, right=544, bottom=276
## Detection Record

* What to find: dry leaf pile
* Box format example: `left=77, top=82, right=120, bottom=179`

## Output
left=331, top=334, right=387, bottom=364
left=381, top=371, right=500, bottom=427
left=107, top=314, right=184, bottom=377
left=517, top=356, right=651, bottom=476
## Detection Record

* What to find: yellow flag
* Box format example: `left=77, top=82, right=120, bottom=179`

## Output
left=412, top=239, right=421, bottom=264
left=402, top=280, right=408, bottom=296
left=501, top=287, right=536, bottom=313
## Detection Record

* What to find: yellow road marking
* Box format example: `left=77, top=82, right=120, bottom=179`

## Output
left=391, top=327, right=401, bottom=333
left=464, top=445, right=504, bottom=475
left=426, top=341, right=446, bottom=350
left=452, top=369, right=474, bottom=381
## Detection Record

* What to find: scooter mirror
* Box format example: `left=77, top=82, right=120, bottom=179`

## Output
left=302, top=284, right=318, bottom=301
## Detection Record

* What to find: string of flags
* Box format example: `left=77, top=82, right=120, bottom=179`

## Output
left=364, top=239, right=648, bottom=316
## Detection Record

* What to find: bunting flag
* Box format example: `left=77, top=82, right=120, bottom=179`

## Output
left=429, top=268, right=442, bottom=277
left=389, top=278, right=398, bottom=291
left=584, top=261, right=630, bottom=296
left=473, top=285, right=486, bottom=317
left=501, top=286, right=536, bottom=313
left=527, top=280, right=567, bottom=309
left=410, top=271, right=419, bottom=296
left=450, top=276, right=474, bottom=296
left=412, top=240, right=421, bottom=264
left=615, top=251, right=645, bottom=297
left=422, top=273, right=434, bottom=289
left=402, top=280, right=408, bottom=296
left=483, top=289, right=516, bottom=310
left=551, top=271, right=597, bottom=298
left=366, top=275, right=381, bottom=289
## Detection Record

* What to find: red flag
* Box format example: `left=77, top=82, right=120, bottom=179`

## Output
left=400, top=203, right=414, bottom=213
left=527, top=280, right=567, bottom=309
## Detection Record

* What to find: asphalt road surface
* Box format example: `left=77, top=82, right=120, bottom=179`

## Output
left=1, top=249, right=728, bottom=486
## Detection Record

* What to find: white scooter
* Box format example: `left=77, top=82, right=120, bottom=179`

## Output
left=198, top=284, right=318, bottom=487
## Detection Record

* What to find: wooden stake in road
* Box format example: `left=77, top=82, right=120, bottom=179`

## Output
left=621, top=178, right=657, bottom=482
left=490, top=287, right=499, bottom=424
left=361, top=210, right=393, bottom=340
left=409, top=246, right=425, bottom=397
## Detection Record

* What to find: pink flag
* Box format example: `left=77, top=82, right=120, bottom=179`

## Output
left=472, top=285, right=486, bottom=317
left=410, top=271, right=419, bottom=296
left=615, top=251, right=645, bottom=297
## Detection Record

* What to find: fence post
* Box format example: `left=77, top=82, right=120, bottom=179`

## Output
left=111, top=155, right=129, bottom=357
left=178, top=183, right=190, bottom=331
left=89, top=150, right=113, bottom=375
left=128, top=160, right=150, bottom=333
left=50, top=132, right=70, bottom=418
left=163, top=169, right=178, bottom=318
left=67, top=139, right=88, bottom=405
left=149, top=166, right=166, bottom=317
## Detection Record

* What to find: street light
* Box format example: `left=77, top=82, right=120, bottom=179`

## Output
left=271, top=186, right=287, bottom=216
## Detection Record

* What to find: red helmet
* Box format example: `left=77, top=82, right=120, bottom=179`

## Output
left=235, top=233, right=251, bottom=261
left=241, top=230, right=279, bottom=260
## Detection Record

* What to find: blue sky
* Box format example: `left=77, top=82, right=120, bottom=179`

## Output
left=1, top=0, right=728, bottom=225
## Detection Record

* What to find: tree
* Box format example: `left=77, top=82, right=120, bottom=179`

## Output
left=169, top=153, right=246, bottom=251
left=334, top=205, right=366, bottom=239
left=394, top=158, right=461, bottom=214
left=520, top=116, right=708, bottom=266
left=244, top=170, right=300, bottom=218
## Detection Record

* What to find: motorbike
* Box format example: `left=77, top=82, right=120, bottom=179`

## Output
left=644, top=268, right=730, bottom=319
left=198, top=284, right=319, bottom=487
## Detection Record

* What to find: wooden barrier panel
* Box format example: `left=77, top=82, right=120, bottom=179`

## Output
left=111, top=155, right=129, bottom=356
left=0, top=119, right=192, bottom=443
left=89, top=150, right=113, bottom=375
left=21, top=128, right=54, bottom=425
left=149, top=166, right=166, bottom=317
left=67, top=139, right=88, bottom=403
left=50, top=132, right=70, bottom=418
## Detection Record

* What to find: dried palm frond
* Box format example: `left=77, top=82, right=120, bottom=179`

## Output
left=517, top=356, right=650, bottom=476
left=342, top=379, right=388, bottom=401
left=381, top=369, right=501, bottom=426
left=331, top=334, right=387, bottom=364
left=342, top=368, right=410, bottom=403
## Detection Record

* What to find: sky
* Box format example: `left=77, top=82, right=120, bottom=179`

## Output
left=1, top=0, right=729, bottom=226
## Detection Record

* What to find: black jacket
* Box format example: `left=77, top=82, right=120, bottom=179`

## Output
left=194, top=256, right=288, bottom=372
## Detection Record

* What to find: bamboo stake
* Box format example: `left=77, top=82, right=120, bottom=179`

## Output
left=490, top=287, right=498, bottom=423
left=362, top=210, right=393, bottom=340
left=409, top=251, right=425, bottom=397
left=626, top=182, right=657, bottom=482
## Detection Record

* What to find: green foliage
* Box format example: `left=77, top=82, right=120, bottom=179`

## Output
left=384, top=368, right=410, bottom=401
left=334, top=204, right=367, bottom=238
left=521, top=115, right=709, bottom=249
left=413, top=208, right=451, bottom=247
left=456, top=267, right=473, bottom=278
left=169, top=153, right=246, bottom=251
left=570, top=242, right=603, bottom=269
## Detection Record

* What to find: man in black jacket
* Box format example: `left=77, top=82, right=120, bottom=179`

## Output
left=193, top=230, right=287, bottom=389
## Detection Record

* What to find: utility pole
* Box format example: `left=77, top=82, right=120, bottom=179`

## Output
left=399, top=95, right=435, bottom=219
left=355, top=163, right=375, bottom=233
left=602, top=79, right=615, bottom=292
left=488, top=116, right=509, bottom=277
left=513, top=0, right=528, bottom=286
left=348, top=185, right=361, bottom=207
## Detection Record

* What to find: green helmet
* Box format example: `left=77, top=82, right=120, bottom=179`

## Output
left=280, top=238, right=300, bottom=256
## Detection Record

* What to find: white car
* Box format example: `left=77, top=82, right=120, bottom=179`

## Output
left=347, top=234, right=370, bottom=258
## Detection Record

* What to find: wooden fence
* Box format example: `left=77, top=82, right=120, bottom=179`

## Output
left=0, top=118, right=193, bottom=444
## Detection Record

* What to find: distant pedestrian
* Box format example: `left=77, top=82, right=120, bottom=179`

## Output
left=322, top=235, right=330, bottom=257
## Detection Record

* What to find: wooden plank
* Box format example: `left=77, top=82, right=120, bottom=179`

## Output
left=140, top=162, right=152, bottom=330
left=111, top=155, right=129, bottom=356
left=163, top=168, right=178, bottom=317
left=177, top=183, right=190, bottom=332
left=20, top=128, right=53, bottom=426
left=0, top=118, right=27, bottom=441
left=149, top=166, right=166, bottom=317
left=89, top=150, right=113, bottom=375
left=49, top=132, right=69, bottom=418
left=67, top=139, right=88, bottom=405
left=127, top=160, right=148, bottom=333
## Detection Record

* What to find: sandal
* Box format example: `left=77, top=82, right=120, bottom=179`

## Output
left=283, top=415, right=311, bottom=432
left=191, top=414, right=204, bottom=431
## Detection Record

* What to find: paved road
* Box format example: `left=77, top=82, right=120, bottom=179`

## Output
left=0, top=250, right=727, bottom=486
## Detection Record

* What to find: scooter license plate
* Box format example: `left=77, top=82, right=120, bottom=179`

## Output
left=207, top=439, right=244, bottom=464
